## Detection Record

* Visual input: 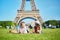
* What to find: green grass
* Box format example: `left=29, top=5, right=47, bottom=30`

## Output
left=0, top=28, right=60, bottom=40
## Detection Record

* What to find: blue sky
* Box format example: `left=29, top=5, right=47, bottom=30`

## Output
left=0, top=0, right=60, bottom=23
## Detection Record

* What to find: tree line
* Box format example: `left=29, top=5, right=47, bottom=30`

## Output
left=0, top=20, right=60, bottom=29
left=0, top=21, right=15, bottom=28
left=42, top=20, right=60, bottom=28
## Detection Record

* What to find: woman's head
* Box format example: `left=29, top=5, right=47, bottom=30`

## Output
left=34, top=23, right=40, bottom=33
left=20, top=22, right=25, bottom=28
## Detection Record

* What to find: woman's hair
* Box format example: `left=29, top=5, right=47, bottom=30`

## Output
left=34, top=23, right=40, bottom=33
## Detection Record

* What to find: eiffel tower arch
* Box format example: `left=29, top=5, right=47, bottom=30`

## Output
left=15, top=0, right=43, bottom=26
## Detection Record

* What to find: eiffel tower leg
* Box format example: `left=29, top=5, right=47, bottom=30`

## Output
left=30, top=0, right=37, bottom=11
left=15, top=17, right=20, bottom=24
left=20, top=0, right=26, bottom=11
left=37, top=16, right=43, bottom=27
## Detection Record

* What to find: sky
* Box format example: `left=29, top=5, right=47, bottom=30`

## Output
left=0, top=0, right=60, bottom=23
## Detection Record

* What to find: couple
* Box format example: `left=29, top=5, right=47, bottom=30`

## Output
left=17, top=20, right=42, bottom=34
left=10, top=20, right=42, bottom=34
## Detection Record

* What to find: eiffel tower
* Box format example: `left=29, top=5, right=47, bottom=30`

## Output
left=15, top=0, right=43, bottom=26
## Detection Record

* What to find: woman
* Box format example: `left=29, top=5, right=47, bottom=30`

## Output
left=19, top=22, right=29, bottom=34
left=32, top=23, right=42, bottom=33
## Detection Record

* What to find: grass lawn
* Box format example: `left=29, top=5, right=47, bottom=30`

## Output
left=0, top=28, right=60, bottom=40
